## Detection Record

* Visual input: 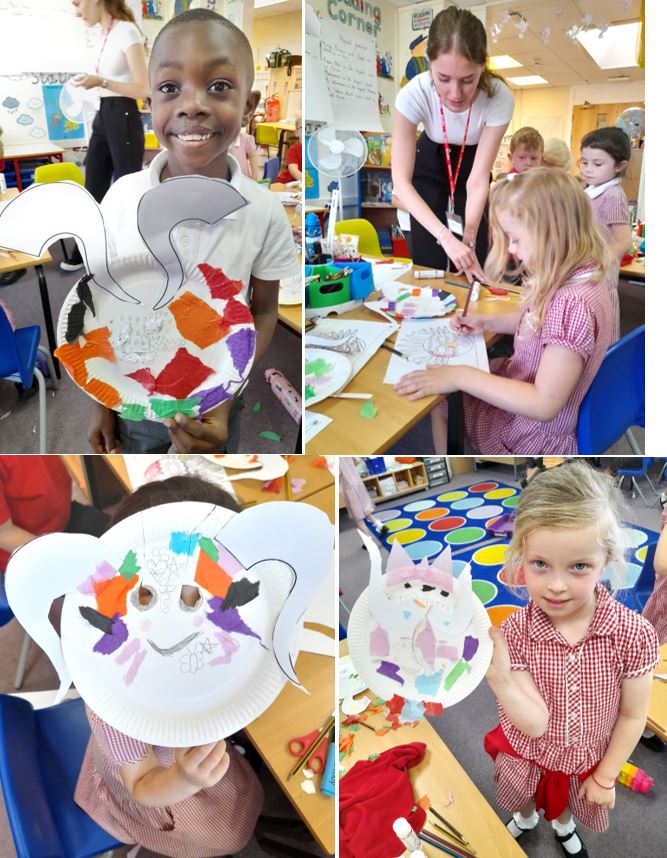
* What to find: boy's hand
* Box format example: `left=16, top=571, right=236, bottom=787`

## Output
left=88, top=402, right=120, bottom=453
left=164, top=401, right=231, bottom=453
left=175, top=740, right=230, bottom=789
left=578, top=775, right=616, bottom=809
left=486, top=626, right=513, bottom=686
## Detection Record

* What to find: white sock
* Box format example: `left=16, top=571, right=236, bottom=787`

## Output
left=552, top=818, right=583, bottom=854
left=507, top=810, right=539, bottom=837
left=643, top=728, right=655, bottom=738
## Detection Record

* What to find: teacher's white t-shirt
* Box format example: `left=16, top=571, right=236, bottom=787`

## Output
left=395, top=72, right=514, bottom=145
left=97, top=20, right=144, bottom=97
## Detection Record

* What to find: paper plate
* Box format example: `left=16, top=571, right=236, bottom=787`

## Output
left=55, top=255, right=256, bottom=422
left=60, top=503, right=299, bottom=746
left=378, top=284, right=457, bottom=319
left=304, top=348, right=352, bottom=406
left=279, top=273, right=303, bottom=306
left=347, top=584, right=492, bottom=707
left=216, top=455, right=263, bottom=470
left=275, top=193, right=302, bottom=206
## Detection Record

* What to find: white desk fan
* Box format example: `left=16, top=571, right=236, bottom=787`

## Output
left=306, top=126, right=368, bottom=252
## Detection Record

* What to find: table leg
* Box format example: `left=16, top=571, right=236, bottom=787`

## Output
left=12, top=159, right=22, bottom=192
left=277, top=128, right=288, bottom=164
left=35, top=265, right=61, bottom=378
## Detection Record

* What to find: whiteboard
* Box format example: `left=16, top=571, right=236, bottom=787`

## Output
left=0, top=0, right=142, bottom=74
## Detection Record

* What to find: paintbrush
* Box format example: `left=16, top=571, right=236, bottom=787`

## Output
left=422, top=827, right=477, bottom=858
left=428, top=807, right=470, bottom=847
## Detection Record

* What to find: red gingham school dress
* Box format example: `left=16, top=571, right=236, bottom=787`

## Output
left=489, top=585, right=659, bottom=831
left=642, top=507, right=667, bottom=645
left=589, top=183, right=629, bottom=339
left=464, top=263, right=615, bottom=455
left=74, top=708, right=264, bottom=858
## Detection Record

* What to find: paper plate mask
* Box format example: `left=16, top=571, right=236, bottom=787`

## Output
left=348, top=533, right=492, bottom=706
left=0, top=179, right=255, bottom=422
left=5, top=501, right=333, bottom=746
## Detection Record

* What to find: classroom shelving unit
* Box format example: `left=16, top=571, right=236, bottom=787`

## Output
left=363, top=461, right=429, bottom=502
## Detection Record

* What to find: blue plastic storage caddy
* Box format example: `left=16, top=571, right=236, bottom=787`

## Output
left=332, top=261, right=374, bottom=300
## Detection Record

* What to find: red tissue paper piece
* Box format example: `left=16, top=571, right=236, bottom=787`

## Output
left=311, top=456, right=329, bottom=469
left=386, top=694, right=406, bottom=715
left=126, top=368, right=157, bottom=394
left=261, top=477, right=284, bottom=493
left=154, top=348, right=214, bottom=399
left=423, top=701, right=444, bottom=717
left=223, top=298, right=254, bottom=327
left=198, top=263, right=244, bottom=300
left=340, top=743, right=427, bottom=858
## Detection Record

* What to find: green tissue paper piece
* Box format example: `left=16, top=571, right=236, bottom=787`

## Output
left=120, top=403, right=147, bottom=422
left=443, top=658, right=473, bottom=691
left=259, top=430, right=281, bottom=442
left=150, top=397, right=201, bottom=419
left=253, top=401, right=261, bottom=412
left=368, top=753, right=379, bottom=761
left=348, top=724, right=360, bottom=732
left=305, top=384, right=317, bottom=401
left=396, top=292, right=411, bottom=303
left=305, top=357, right=333, bottom=378
left=360, top=399, right=378, bottom=420
left=119, top=550, right=140, bottom=580
left=198, top=537, right=219, bottom=561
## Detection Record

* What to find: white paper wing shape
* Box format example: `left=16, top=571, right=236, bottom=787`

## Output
left=5, top=501, right=333, bottom=744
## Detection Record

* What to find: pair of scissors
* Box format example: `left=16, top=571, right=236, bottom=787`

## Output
left=287, top=718, right=333, bottom=774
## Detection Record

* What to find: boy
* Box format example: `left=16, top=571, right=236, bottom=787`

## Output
left=506, top=126, right=544, bottom=175
left=88, top=9, right=300, bottom=453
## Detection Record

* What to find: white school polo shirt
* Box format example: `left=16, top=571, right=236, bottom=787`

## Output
left=97, top=20, right=144, bottom=98
left=395, top=72, right=514, bottom=145
left=99, top=150, right=301, bottom=302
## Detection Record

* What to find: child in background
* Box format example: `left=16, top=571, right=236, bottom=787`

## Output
left=640, top=505, right=667, bottom=752
left=88, top=9, right=300, bottom=454
left=542, top=138, right=573, bottom=171
left=485, top=462, right=658, bottom=857
left=339, top=457, right=389, bottom=538
left=72, top=475, right=263, bottom=858
left=580, top=127, right=633, bottom=337
left=507, top=126, right=544, bottom=175
left=395, top=169, right=615, bottom=454
left=275, top=120, right=302, bottom=184
left=229, top=127, right=259, bottom=180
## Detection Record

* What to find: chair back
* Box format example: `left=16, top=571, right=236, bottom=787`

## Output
left=0, top=303, right=30, bottom=388
left=255, top=124, right=280, bottom=147
left=0, top=695, right=122, bottom=858
left=576, top=325, right=644, bottom=454
left=33, top=163, right=84, bottom=186
left=263, top=156, right=281, bottom=182
left=634, top=540, right=657, bottom=611
left=0, top=574, right=13, bottom=627
left=335, top=218, right=383, bottom=257
left=615, top=456, right=653, bottom=478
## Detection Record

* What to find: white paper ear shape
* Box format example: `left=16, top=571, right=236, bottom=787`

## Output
left=6, top=501, right=333, bottom=746
left=0, top=179, right=254, bottom=422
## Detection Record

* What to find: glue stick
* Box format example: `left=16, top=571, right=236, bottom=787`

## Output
left=393, top=818, right=420, bottom=852
left=414, top=269, right=445, bottom=279
left=265, top=368, right=301, bottom=423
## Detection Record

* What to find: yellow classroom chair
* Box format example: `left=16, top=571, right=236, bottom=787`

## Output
left=33, top=162, right=84, bottom=186
left=334, top=218, right=383, bottom=257
left=255, top=123, right=280, bottom=155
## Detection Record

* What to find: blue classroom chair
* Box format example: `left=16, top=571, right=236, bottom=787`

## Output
left=262, top=156, right=280, bottom=183
left=0, top=694, right=123, bottom=858
left=0, top=575, right=32, bottom=690
left=615, top=539, right=657, bottom=613
left=576, top=326, right=644, bottom=455
left=615, top=457, right=660, bottom=506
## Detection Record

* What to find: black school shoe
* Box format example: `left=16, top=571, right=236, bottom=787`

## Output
left=505, top=816, right=535, bottom=840
left=640, top=733, right=666, bottom=752
left=554, top=829, right=589, bottom=858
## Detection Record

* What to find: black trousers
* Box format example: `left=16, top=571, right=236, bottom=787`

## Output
left=85, top=96, right=145, bottom=202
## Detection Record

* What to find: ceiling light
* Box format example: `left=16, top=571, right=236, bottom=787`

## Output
left=506, top=75, right=549, bottom=86
left=254, top=0, right=290, bottom=8
left=489, top=55, right=522, bottom=70
left=576, top=22, right=641, bottom=69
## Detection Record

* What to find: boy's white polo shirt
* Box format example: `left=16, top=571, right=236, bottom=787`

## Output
left=100, top=150, right=300, bottom=302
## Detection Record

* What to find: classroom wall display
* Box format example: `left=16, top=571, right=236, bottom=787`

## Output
left=0, top=177, right=257, bottom=423
left=348, top=531, right=493, bottom=708
left=5, top=500, right=334, bottom=745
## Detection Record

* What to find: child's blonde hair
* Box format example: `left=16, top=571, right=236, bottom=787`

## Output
left=542, top=138, right=573, bottom=170
left=510, top=126, right=544, bottom=154
left=485, top=168, right=614, bottom=328
left=503, top=460, right=626, bottom=593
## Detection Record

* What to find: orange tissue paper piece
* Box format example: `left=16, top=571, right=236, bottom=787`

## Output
left=54, top=326, right=116, bottom=388
left=311, top=456, right=329, bottom=469
left=194, top=549, right=232, bottom=600
left=84, top=377, right=122, bottom=409
left=168, top=291, right=225, bottom=349
left=94, top=574, right=138, bottom=618
left=417, top=795, right=431, bottom=811
left=154, top=348, right=214, bottom=399
left=54, top=342, right=89, bottom=386
left=198, top=263, right=244, bottom=300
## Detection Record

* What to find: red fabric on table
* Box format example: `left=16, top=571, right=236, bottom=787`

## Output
left=0, top=456, right=72, bottom=572
left=340, top=742, right=426, bottom=858
left=484, top=723, right=596, bottom=821
left=276, top=142, right=302, bottom=184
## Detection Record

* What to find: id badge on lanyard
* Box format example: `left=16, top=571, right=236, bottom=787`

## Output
left=438, top=94, right=471, bottom=240
left=446, top=207, right=464, bottom=236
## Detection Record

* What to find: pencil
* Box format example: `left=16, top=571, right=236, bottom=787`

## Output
left=418, top=832, right=468, bottom=858
left=428, top=808, right=469, bottom=846
left=379, top=343, right=420, bottom=365
left=432, top=822, right=477, bottom=855
left=423, top=827, right=477, bottom=858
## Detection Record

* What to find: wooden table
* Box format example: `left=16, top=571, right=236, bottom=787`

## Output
left=647, top=643, right=667, bottom=742
left=0, top=188, right=61, bottom=376
left=273, top=187, right=303, bottom=334
left=339, top=643, right=526, bottom=857
left=3, top=143, right=64, bottom=191
left=305, top=270, right=520, bottom=454
left=619, top=256, right=645, bottom=282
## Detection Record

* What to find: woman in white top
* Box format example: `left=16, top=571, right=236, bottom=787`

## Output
left=63, top=0, right=149, bottom=270
left=392, top=7, right=514, bottom=280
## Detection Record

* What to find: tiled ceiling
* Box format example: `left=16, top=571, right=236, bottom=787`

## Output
left=387, top=1, right=644, bottom=88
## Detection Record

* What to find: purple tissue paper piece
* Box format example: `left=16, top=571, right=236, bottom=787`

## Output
left=93, top=612, right=129, bottom=655
left=115, top=637, right=142, bottom=665
left=377, top=659, right=404, bottom=685
left=206, top=597, right=266, bottom=646
left=227, top=328, right=256, bottom=376
left=209, top=630, right=241, bottom=666
left=197, top=383, right=234, bottom=413
left=463, top=635, right=479, bottom=662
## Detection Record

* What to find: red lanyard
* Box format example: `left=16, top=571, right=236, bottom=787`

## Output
left=437, top=93, right=472, bottom=214
left=96, top=16, right=115, bottom=75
